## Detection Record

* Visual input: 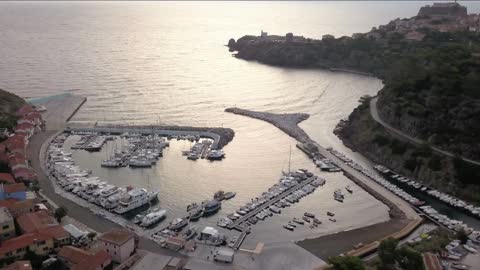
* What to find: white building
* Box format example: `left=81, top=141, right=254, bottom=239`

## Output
left=98, top=229, right=136, bottom=263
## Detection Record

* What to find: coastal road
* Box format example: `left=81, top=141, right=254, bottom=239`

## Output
left=370, top=97, right=480, bottom=166
left=28, top=130, right=182, bottom=258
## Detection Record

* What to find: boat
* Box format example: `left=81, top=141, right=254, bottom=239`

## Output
left=346, top=186, right=353, bottom=193
left=283, top=224, right=294, bottom=231
left=302, top=216, right=311, bottom=223
left=304, top=212, right=315, bottom=218
left=329, top=218, right=336, bottom=222
left=203, top=200, right=221, bottom=216
left=292, top=218, right=304, bottom=225
left=288, top=222, right=297, bottom=228
left=187, top=153, right=199, bottom=160
left=188, top=206, right=204, bottom=221
left=169, top=217, right=189, bottom=231
left=224, top=192, right=236, bottom=200
left=313, top=218, right=322, bottom=224
left=114, top=188, right=152, bottom=214
left=334, top=195, right=344, bottom=203
left=227, top=213, right=238, bottom=221
left=132, top=214, right=145, bottom=224
left=217, top=217, right=232, bottom=228
left=327, top=211, right=335, bottom=217
left=140, top=209, right=167, bottom=227
left=269, top=205, right=281, bottom=214
left=213, top=190, right=225, bottom=201
left=182, top=226, right=197, bottom=240
left=236, top=209, right=247, bottom=216
left=206, top=150, right=225, bottom=160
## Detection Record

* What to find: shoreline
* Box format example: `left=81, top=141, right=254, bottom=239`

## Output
left=225, top=107, right=422, bottom=257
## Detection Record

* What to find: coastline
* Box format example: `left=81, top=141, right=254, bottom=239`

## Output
left=225, top=107, right=422, bottom=258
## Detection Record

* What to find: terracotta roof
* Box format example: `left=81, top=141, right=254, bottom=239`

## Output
left=14, top=123, right=34, bottom=132
left=98, top=229, right=135, bottom=246
left=2, top=261, right=32, bottom=270
left=11, top=167, right=36, bottom=181
left=0, top=173, right=15, bottom=184
left=0, top=232, right=51, bottom=256
left=16, top=210, right=58, bottom=233
left=423, top=252, right=442, bottom=270
left=43, top=225, right=69, bottom=240
left=16, top=105, right=34, bottom=117
left=3, top=183, right=26, bottom=193
left=59, top=246, right=111, bottom=270
left=0, top=198, right=19, bottom=208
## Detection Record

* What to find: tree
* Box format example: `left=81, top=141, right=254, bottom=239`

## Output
left=30, top=182, right=40, bottom=192
left=328, top=256, right=365, bottom=270
left=396, top=246, right=425, bottom=270
left=456, top=229, right=469, bottom=244
left=87, top=232, right=97, bottom=241
left=54, top=206, right=67, bottom=222
left=378, top=237, right=399, bottom=266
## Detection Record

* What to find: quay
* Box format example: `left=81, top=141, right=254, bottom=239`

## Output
left=227, top=176, right=317, bottom=231
left=66, top=126, right=225, bottom=149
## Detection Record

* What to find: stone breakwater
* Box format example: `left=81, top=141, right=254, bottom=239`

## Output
left=225, top=107, right=410, bottom=221
left=225, top=107, right=310, bottom=143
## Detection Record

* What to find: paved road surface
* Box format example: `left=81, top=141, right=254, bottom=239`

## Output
left=370, top=97, right=480, bottom=166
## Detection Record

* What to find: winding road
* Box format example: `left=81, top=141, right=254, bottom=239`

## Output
left=370, top=97, right=480, bottom=166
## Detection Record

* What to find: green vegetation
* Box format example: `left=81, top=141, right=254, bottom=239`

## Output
left=378, top=237, right=399, bottom=267
left=456, top=229, right=469, bottom=244
left=54, top=206, right=68, bottom=222
left=328, top=256, right=365, bottom=270
left=0, top=88, right=25, bottom=131
left=396, top=246, right=425, bottom=270
left=376, top=237, right=426, bottom=270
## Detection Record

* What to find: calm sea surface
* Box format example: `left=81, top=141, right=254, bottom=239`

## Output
left=2, top=1, right=480, bottom=247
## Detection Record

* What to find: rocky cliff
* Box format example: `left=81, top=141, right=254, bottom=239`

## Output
left=0, top=88, right=26, bottom=130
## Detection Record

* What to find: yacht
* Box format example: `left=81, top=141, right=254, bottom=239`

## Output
left=169, top=217, right=189, bottom=231
left=140, top=209, right=167, bottom=227
left=188, top=206, right=204, bottom=221
left=206, top=150, right=225, bottom=160
left=213, top=190, right=225, bottom=201
left=114, top=188, right=152, bottom=214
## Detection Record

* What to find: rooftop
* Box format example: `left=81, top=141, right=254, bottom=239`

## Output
left=130, top=251, right=172, bottom=270
left=98, top=229, right=135, bottom=246
left=16, top=209, right=58, bottom=233
left=59, top=246, right=111, bottom=270
left=0, top=173, right=15, bottom=184
left=0, top=232, right=51, bottom=256
left=0, top=207, right=13, bottom=222
left=2, top=261, right=32, bottom=270
left=2, top=182, right=27, bottom=193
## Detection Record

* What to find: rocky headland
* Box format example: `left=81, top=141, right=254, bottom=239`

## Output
left=227, top=4, right=480, bottom=202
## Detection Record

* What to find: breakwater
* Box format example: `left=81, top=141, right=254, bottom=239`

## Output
left=225, top=107, right=310, bottom=143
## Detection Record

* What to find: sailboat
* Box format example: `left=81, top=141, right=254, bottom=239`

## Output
left=282, top=145, right=292, bottom=176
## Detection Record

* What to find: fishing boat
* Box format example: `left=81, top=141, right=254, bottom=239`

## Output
left=292, top=218, right=304, bottom=225
left=283, top=224, right=294, bottom=231
left=346, top=186, right=353, bottom=193
left=302, top=216, right=311, bottom=223
left=304, top=212, right=315, bottom=218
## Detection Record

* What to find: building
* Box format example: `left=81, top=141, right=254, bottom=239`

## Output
left=2, top=261, right=32, bottom=270
left=165, top=236, right=185, bottom=251
left=16, top=210, right=70, bottom=247
left=130, top=251, right=182, bottom=270
left=213, top=248, right=234, bottom=263
left=0, top=198, right=36, bottom=218
left=418, top=2, right=468, bottom=18
left=98, top=229, right=136, bottom=263
left=0, top=232, right=54, bottom=260
left=0, top=173, right=15, bottom=185
left=286, top=32, right=293, bottom=42
left=58, top=246, right=111, bottom=270
left=0, top=183, right=27, bottom=201
left=0, top=207, right=15, bottom=241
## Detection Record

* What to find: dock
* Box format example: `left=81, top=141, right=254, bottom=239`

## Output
left=66, top=126, right=223, bottom=150
left=227, top=176, right=317, bottom=231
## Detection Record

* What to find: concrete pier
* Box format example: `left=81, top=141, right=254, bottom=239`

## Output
left=227, top=176, right=317, bottom=231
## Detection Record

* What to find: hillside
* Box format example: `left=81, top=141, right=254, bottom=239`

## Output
left=228, top=26, right=480, bottom=201
left=0, top=88, right=26, bottom=130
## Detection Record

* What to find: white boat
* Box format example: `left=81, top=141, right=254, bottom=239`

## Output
left=114, top=188, right=151, bottom=214
left=140, top=209, right=167, bottom=227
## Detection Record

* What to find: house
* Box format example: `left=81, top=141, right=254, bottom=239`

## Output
left=0, top=198, right=36, bottom=218
left=58, top=246, right=111, bottom=270
left=16, top=105, right=35, bottom=118
left=16, top=210, right=70, bottom=247
left=11, top=167, right=36, bottom=183
left=0, top=183, right=26, bottom=201
left=97, top=229, right=137, bottom=263
left=0, top=207, right=15, bottom=241
left=0, top=232, right=54, bottom=260
left=0, top=173, right=15, bottom=185
left=165, top=236, right=185, bottom=251
left=2, top=260, right=32, bottom=270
